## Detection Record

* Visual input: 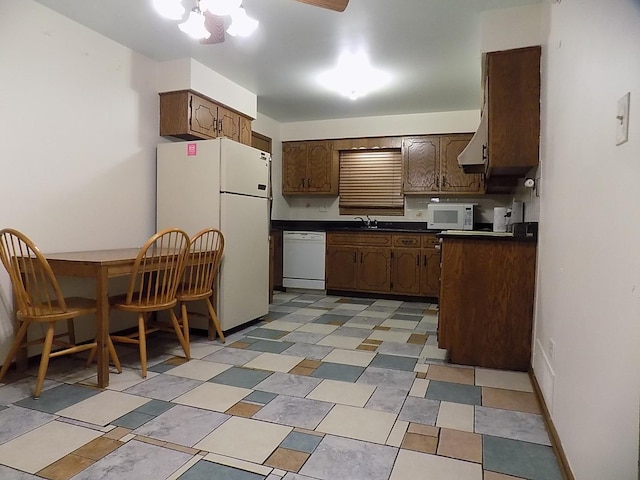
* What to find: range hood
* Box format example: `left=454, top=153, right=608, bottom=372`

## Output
left=457, top=113, right=488, bottom=174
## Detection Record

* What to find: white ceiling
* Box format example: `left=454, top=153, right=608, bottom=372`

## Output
left=33, top=0, right=541, bottom=123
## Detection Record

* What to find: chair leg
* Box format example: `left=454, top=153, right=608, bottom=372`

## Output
left=170, top=309, right=190, bottom=360
left=86, top=347, right=95, bottom=368
left=0, top=322, right=29, bottom=383
left=205, top=298, right=225, bottom=343
left=182, top=308, right=190, bottom=355
left=66, top=318, right=76, bottom=346
left=138, top=314, right=147, bottom=378
left=107, top=336, right=122, bottom=373
left=34, top=323, right=56, bottom=398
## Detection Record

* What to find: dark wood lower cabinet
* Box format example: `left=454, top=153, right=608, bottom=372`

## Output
left=326, top=232, right=439, bottom=298
left=391, top=247, right=422, bottom=295
left=357, top=247, right=391, bottom=292
left=270, top=230, right=283, bottom=294
left=326, top=245, right=358, bottom=290
left=420, top=248, right=441, bottom=297
left=438, top=237, right=537, bottom=371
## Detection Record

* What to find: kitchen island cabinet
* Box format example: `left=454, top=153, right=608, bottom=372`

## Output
left=438, top=234, right=536, bottom=371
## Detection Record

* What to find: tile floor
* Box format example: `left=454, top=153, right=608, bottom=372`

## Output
left=0, top=291, right=564, bottom=480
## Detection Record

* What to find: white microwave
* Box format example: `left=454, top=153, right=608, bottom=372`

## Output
left=426, top=203, right=475, bottom=230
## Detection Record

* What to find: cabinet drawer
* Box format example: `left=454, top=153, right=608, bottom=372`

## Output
left=392, top=235, right=421, bottom=248
left=422, top=234, right=440, bottom=248
left=327, top=232, right=392, bottom=247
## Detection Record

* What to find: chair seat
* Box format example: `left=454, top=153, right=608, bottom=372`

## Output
left=18, top=296, right=97, bottom=322
left=109, top=293, right=177, bottom=312
left=176, top=287, right=213, bottom=302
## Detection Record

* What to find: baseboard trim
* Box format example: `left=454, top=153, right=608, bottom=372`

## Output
left=529, top=369, right=575, bottom=480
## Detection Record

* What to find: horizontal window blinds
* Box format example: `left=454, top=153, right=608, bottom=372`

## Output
left=339, top=149, right=404, bottom=215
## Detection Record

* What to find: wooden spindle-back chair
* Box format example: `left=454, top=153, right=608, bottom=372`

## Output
left=107, top=228, right=190, bottom=377
left=176, top=228, right=225, bottom=348
left=0, top=228, right=101, bottom=397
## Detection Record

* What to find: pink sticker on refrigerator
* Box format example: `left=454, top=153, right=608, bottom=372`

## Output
left=187, top=143, right=197, bottom=156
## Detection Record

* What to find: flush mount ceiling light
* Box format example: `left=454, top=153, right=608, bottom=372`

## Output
left=318, top=51, right=391, bottom=100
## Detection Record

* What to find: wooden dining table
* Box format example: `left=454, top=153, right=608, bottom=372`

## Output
left=45, top=248, right=141, bottom=388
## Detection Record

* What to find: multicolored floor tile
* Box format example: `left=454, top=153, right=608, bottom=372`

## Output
left=0, top=291, right=563, bottom=480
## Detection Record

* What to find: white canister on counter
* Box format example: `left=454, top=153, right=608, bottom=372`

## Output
left=493, top=207, right=508, bottom=232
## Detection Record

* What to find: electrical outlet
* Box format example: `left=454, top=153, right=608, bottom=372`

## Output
left=548, top=338, right=555, bottom=360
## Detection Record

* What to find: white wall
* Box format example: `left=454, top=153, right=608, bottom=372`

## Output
left=158, top=58, right=258, bottom=119
left=480, top=4, right=543, bottom=53
left=280, top=110, right=479, bottom=141
left=534, top=0, right=640, bottom=478
left=0, top=0, right=160, bottom=357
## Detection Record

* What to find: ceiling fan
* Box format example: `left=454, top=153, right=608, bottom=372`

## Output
left=156, top=0, right=349, bottom=44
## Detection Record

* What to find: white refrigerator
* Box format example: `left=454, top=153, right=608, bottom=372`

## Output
left=156, top=138, right=270, bottom=331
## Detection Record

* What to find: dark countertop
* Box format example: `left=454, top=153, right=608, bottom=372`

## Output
left=438, top=223, right=538, bottom=242
left=271, top=220, right=435, bottom=232
left=271, top=220, right=538, bottom=241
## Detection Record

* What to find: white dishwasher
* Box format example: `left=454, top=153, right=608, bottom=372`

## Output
left=283, top=231, right=326, bottom=290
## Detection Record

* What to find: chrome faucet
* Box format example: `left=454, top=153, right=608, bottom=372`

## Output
left=355, top=216, right=369, bottom=227
left=355, top=215, right=378, bottom=228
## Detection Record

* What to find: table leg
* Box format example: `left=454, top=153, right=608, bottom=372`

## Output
left=96, top=267, right=110, bottom=388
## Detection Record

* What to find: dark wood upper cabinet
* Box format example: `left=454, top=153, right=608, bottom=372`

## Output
left=282, top=140, right=337, bottom=194
left=402, top=136, right=439, bottom=193
left=159, top=90, right=253, bottom=146
left=402, top=134, right=485, bottom=194
left=486, top=46, right=541, bottom=176
left=439, top=135, right=484, bottom=193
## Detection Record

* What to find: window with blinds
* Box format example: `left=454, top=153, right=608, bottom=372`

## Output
left=339, top=149, right=404, bottom=216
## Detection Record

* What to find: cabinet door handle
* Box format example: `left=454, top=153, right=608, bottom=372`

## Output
left=424, top=255, right=427, bottom=266
left=360, top=252, right=363, bottom=263
left=301, top=179, right=305, bottom=189
left=308, top=178, right=312, bottom=187
left=416, top=255, right=420, bottom=266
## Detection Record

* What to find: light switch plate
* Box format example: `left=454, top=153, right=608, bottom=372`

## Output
left=616, top=92, right=630, bottom=146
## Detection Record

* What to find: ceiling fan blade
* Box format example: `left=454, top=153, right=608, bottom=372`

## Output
left=200, top=11, right=225, bottom=45
left=294, top=0, right=349, bottom=12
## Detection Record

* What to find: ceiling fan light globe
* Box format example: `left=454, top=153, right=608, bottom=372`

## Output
left=226, top=7, right=259, bottom=37
left=201, top=0, right=242, bottom=16
left=152, top=0, right=185, bottom=20
left=178, top=10, right=211, bottom=39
